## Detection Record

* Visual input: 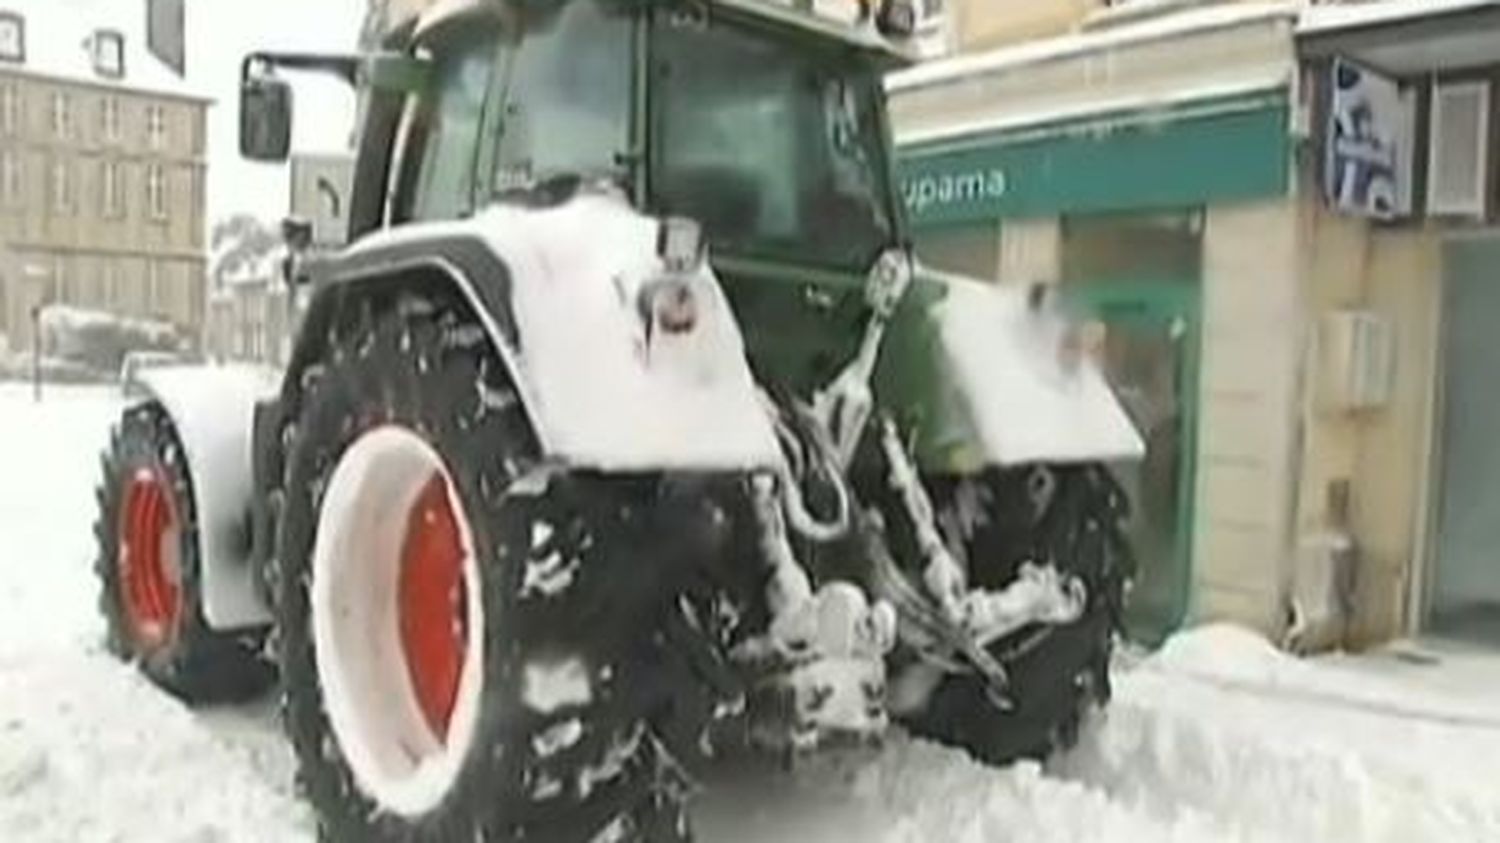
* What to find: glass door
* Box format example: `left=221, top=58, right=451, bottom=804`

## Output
left=1068, top=283, right=1200, bottom=644
left=1429, top=238, right=1500, bottom=644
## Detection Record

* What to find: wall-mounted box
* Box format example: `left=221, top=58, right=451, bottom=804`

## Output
left=1317, top=309, right=1395, bottom=411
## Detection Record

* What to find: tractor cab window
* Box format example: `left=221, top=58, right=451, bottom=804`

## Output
left=492, top=0, right=632, bottom=192
left=403, top=27, right=503, bottom=221
left=650, top=13, right=895, bottom=269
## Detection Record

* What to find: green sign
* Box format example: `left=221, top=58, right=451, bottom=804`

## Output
left=898, top=92, right=1290, bottom=226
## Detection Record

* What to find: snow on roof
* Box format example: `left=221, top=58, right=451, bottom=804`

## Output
left=1298, top=0, right=1500, bottom=36
left=888, top=2, right=1299, bottom=93
left=0, top=0, right=209, bottom=101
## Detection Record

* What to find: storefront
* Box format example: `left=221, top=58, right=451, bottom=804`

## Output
left=1431, top=237, right=1500, bottom=642
left=1298, top=0, right=1500, bottom=647
left=889, top=0, right=1500, bottom=650
left=889, top=6, right=1303, bottom=643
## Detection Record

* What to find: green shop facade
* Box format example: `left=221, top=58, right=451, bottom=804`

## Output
left=888, top=9, right=1307, bottom=643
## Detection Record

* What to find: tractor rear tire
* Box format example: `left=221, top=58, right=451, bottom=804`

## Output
left=902, top=464, right=1131, bottom=765
left=93, top=402, right=274, bottom=702
left=274, top=293, right=691, bottom=842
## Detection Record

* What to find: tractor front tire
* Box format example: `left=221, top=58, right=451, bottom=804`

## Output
left=93, top=402, right=274, bottom=702
left=275, top=294, right=689, bottom=842
left=903, top=464, right=1131, bottom=764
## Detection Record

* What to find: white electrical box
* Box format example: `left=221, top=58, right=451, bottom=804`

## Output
left=1317, top=309, right=1395, bottom=411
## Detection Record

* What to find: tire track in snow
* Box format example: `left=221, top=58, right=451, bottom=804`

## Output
left=693, top=734, right=1256, bottom=843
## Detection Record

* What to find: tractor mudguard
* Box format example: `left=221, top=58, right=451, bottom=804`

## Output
left=875, top=273, right=1145, bottom=473
left=293, top=189, right=782, bottom=473
left=129, top=364, right=280, bottom=630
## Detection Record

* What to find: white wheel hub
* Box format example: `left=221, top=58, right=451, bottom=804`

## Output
left=310, top=425, right=486, bottom=817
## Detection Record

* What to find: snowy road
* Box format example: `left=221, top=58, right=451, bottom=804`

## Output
left=1, top=382, right=1497, bottom=842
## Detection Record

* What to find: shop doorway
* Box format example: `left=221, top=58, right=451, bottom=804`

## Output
left=1062, top=211, right=1203, bottom=644
left=1429, top=237, right=1500, bottom=644
left=1069, top=284, right=1200, bottom=644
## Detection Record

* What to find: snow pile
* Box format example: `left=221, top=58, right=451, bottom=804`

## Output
left=0, top=652, right=313, bottom=842
left=1057, top=624, right=1500, bottom=843
left=0, top=386, right=122, bottom=652
left=843, top=738, right=1240, bottom=843
left=0, top=385, right=312, bottom=842
left=34, top=306, right=184, bottom=381
left=2, top=385, right=1498, bottom=843
left=695, top=735, right=1246, bottom=843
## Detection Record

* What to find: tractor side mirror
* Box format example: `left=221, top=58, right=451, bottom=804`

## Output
left=240, top=72, right=293, bottom=162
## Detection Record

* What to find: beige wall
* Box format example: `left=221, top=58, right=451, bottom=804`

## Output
left=1294, top=198, right=1443, bottom=646
left=943, top=0, right=1284, bottom=54
left=890, top=11, right=1295, bottom=148
left=1352, top=228, right=1441, bottom=644
left=949, top=0, right=1101, bottom=52
left=1190, top=199, right=1301, bottom=634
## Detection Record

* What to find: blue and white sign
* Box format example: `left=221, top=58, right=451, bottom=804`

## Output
left=1325, top=58, right=1412, bottom=220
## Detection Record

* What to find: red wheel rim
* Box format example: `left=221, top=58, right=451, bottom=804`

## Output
left=398, top=474, right=470, bottom=741
left=117, top=468, right=181, bottom=650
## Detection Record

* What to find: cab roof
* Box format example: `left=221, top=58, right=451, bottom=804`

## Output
left=397, top=0, right=915, bottom=65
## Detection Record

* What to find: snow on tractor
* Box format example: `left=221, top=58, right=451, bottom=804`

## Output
left=93, top=0, right=1143, bottom=839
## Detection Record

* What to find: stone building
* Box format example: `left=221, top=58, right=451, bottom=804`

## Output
left=202, top=152, right=352, bottom=367
left=0, top=1, right=209, bottom=354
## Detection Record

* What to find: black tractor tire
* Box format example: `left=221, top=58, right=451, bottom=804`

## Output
left=94, top=401, right=275, bottom=702
left=900, top=463, right=1132, bottom=765
left=274, top=292, right=692, bottom=843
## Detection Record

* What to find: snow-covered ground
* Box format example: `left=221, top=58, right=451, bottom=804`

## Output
left=1, top=382, right=1497, bottom=842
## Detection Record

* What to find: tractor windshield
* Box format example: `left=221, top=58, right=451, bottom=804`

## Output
left=649, top=14, right=897, bottom=270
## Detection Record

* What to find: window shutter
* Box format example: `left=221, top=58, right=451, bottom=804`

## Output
left=1427, top=81, right=1491, bottom=217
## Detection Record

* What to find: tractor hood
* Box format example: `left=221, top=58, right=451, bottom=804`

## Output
left=876, top=269, right=1146, bottom=471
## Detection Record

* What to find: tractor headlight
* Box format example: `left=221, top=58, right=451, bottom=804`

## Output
left=638, top=277, right=700, bottom=337
left=656, top=216, right=705, bottom=276
left=866, top=249, right=914, bottom=318
left=640, top=216, right=706, bottom=339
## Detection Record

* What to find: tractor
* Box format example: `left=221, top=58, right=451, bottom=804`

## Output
left=93, top=0, right=1142, bottom=839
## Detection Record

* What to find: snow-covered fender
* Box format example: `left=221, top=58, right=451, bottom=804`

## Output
left=293, top=190, right=781, bottom=472
left=876, top=272, right=1145, bottom=471
left=129, top=364, right=281, bottom=629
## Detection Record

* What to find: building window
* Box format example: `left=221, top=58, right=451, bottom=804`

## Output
left=92, top=30, right=125, bottom=79
left=146, top=260, right=162, bottom=314
left=0, top=12, right=24, bottom=63
left=53, top=255, right=68, bottom=303
left=102, top=160, right=126, bottom=218
left=146, top=104, right=166, bottom=150
left=51, top=91, right=72, bottom=140
left=146, top=164, right=167, bottom=220
left=0, top=83, right=18, bottom=135
left=50, top=158, right=73, bottom=213
left=101, top=97, right=121, bottom=143
left=0, top=149, right=20, bottom=205
left=1427, top=80, right=1491, bottom=218
left=105, top=261, right=122, bottom=309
